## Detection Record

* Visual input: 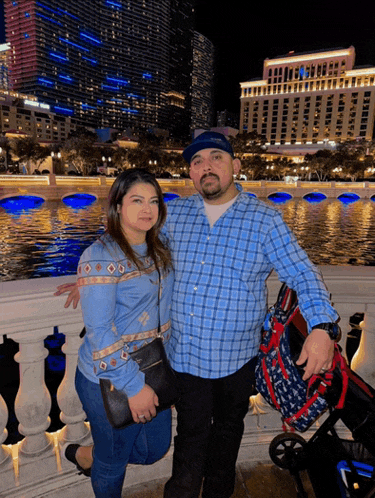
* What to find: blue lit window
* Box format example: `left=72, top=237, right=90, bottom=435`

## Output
left=102, top=84, right=120, bottom=91
left=50, top=52, right=69, bottom=62
left=59, top=38, right=89, bottom=52
left=127, top=93, right=144, bottom=99
left=106, top=0, right=123, bottom=9
left=36, top=13, right=63, bottom=26
left=121, top=108, right=139, bottom=114
left=38, top=77, right=54, bottom=86
left=142, top=73, right=152, bottom=80
left=25, top=12, right=31, bottom=17
left=24, top=33, right=30, bottom=38
left=12, top=1, right=18, bottom=6
left=36, top=2, right=60, bottom=15
left=80, top=32, right=102, bottom=45
left=59, top=74, right=73, bottom=83
left=54, top=106, right=74, bottom=115
left=82, top=56, right=98, bottom=65
left=56, top=7, right=80, bottom=20
left=107, top=76, right=129, bottom=85
left=81, top=104, right=97, bottom=110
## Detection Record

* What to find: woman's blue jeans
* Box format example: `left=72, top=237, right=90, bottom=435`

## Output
left=75, top=368, right=172, bottom=498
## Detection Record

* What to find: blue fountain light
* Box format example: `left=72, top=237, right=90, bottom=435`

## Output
left=370, top=195, right=375, bottom=202
left=246, top=192, right=257, bottom=198
left=0, top=195, right=45, bottom=212
left=62, top=193, right=96, bottom=209
left=303, top=192, right=327, bottom=203
left=338, top=193, right=360, bottom=204
left=163, top=192, right=180, bottom=203
left=268, top=192, right=292, bottom=204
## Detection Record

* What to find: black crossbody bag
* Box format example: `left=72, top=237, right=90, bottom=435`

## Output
left=99, top=267, right=180, bottom=429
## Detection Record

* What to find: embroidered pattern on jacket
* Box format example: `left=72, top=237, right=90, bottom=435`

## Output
left=77, top=263, right=157, bottom=287
left=92, top=319, right=171, bottom=361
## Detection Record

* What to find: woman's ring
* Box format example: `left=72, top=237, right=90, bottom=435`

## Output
left=139, top=414, right=145, bottom=418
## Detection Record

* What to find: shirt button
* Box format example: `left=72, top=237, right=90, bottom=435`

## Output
left=190, top=313, right=194, bottom=316
left=194, top=286, right=197, bottom=291
left=189, top=336, right=193, bottom=340
left=201, top=261, right=205, bottom=264
left=207, top=236, right=210, bottom=241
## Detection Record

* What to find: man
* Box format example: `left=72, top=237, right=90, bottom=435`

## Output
left=57, top=131, right=339, bottom=498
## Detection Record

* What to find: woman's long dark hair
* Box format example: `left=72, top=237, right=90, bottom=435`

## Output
left=106, top=168, right=171, bottom=271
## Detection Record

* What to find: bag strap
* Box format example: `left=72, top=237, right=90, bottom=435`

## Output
left=155, top=265, right=162, bottom=338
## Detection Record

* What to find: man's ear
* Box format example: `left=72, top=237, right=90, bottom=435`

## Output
left=233, top=158, right=241, bottom=176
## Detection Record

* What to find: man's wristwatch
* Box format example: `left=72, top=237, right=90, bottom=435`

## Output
left=312, top=322, right=341, bottom=341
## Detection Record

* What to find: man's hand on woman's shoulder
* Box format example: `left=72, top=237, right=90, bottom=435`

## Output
left=54, top=283, right=80, bottom=309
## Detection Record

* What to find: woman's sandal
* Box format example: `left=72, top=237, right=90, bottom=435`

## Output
left=61, top=443, right=91, bottom=477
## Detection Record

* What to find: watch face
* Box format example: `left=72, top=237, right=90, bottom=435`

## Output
left=331, top=323, right=341, bottom=340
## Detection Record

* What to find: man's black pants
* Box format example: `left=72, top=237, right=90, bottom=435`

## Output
left=164, top=357, right=256, bottom=498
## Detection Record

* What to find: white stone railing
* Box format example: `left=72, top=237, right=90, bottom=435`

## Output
left=1, top=267, right=375, bottom=497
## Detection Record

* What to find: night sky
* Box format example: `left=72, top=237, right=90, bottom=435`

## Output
left=1, top=1, right=375, bottom=113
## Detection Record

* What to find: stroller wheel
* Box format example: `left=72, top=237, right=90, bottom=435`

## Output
left=269, top=433, right=307, bottom=470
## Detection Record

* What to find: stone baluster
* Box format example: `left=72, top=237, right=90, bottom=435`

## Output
left=0, top=392, right=12, bottom=467
left=0, top=392, right=15, bottom=492
left=57, top=323, right=91, bottom=445
left=13, top=329, right=54, bottom=458
left=351, top=304, right=375, bottom=387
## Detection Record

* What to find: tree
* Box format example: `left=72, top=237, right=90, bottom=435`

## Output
left=240, top=154, right=267, bottom=180
left=11, top=137, right=50, bottom=174
left=271, top=157, right=294, bottom=180
left=0, top=136, right=11, bottom=171
left=62, top=129, right=98, bottom=175
left=229, top=131, right=266, bottom=159
left=304, top=150, right=334, bottom=181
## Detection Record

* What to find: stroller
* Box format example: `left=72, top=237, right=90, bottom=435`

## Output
left=258, top=285, right=375, bottom=498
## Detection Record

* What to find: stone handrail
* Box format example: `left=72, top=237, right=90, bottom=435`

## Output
left=1, top=266, right=375, bottom=497
left=1, top=177, right=375, bottom=202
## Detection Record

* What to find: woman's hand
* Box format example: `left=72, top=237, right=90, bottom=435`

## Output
left=54, top=283, right=80, bottom=309
left=128, top=384, right=159, bottom=424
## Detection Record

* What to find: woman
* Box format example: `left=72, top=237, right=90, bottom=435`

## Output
left=63, top=169, right=174, bottom=497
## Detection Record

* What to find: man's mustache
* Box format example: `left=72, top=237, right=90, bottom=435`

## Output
left=200, top=173, right=219, bottom=185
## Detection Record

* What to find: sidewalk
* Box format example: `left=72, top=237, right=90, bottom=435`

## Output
left=123, top=461, right=315, bottom=498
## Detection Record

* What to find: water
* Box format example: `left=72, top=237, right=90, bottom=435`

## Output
left=1, top=196, right=375, bottom=282
left=0, top=199, right=106, bottom=281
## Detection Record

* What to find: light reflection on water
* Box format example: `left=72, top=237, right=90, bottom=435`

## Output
left=1, top=197, right=375, bottom=282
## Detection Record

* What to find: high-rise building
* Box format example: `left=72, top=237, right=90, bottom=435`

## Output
left=167, top=0, right=195, bottom=139
left=216, top=109, right=239, bottom=129
left=0, top=43, right=10, bottom=90
left=240, top=47, right=375, bottom=148
left=191, top=31, right=214, bottom=132
left=4, top=0, right=195, bottom=136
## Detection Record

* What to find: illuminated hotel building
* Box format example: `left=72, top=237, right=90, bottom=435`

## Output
left=0, top=88, right=76, bottom=142
left=0, top=43, right=10, bottom=90
left=240, top=47, right=375, bottom=148
left=4, top=0, right=194, bottom=136
left=191, top=31, right=215, bottom=131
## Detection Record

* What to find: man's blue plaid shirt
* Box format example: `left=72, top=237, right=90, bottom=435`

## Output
left=163, top=185, right=338, bottom=379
